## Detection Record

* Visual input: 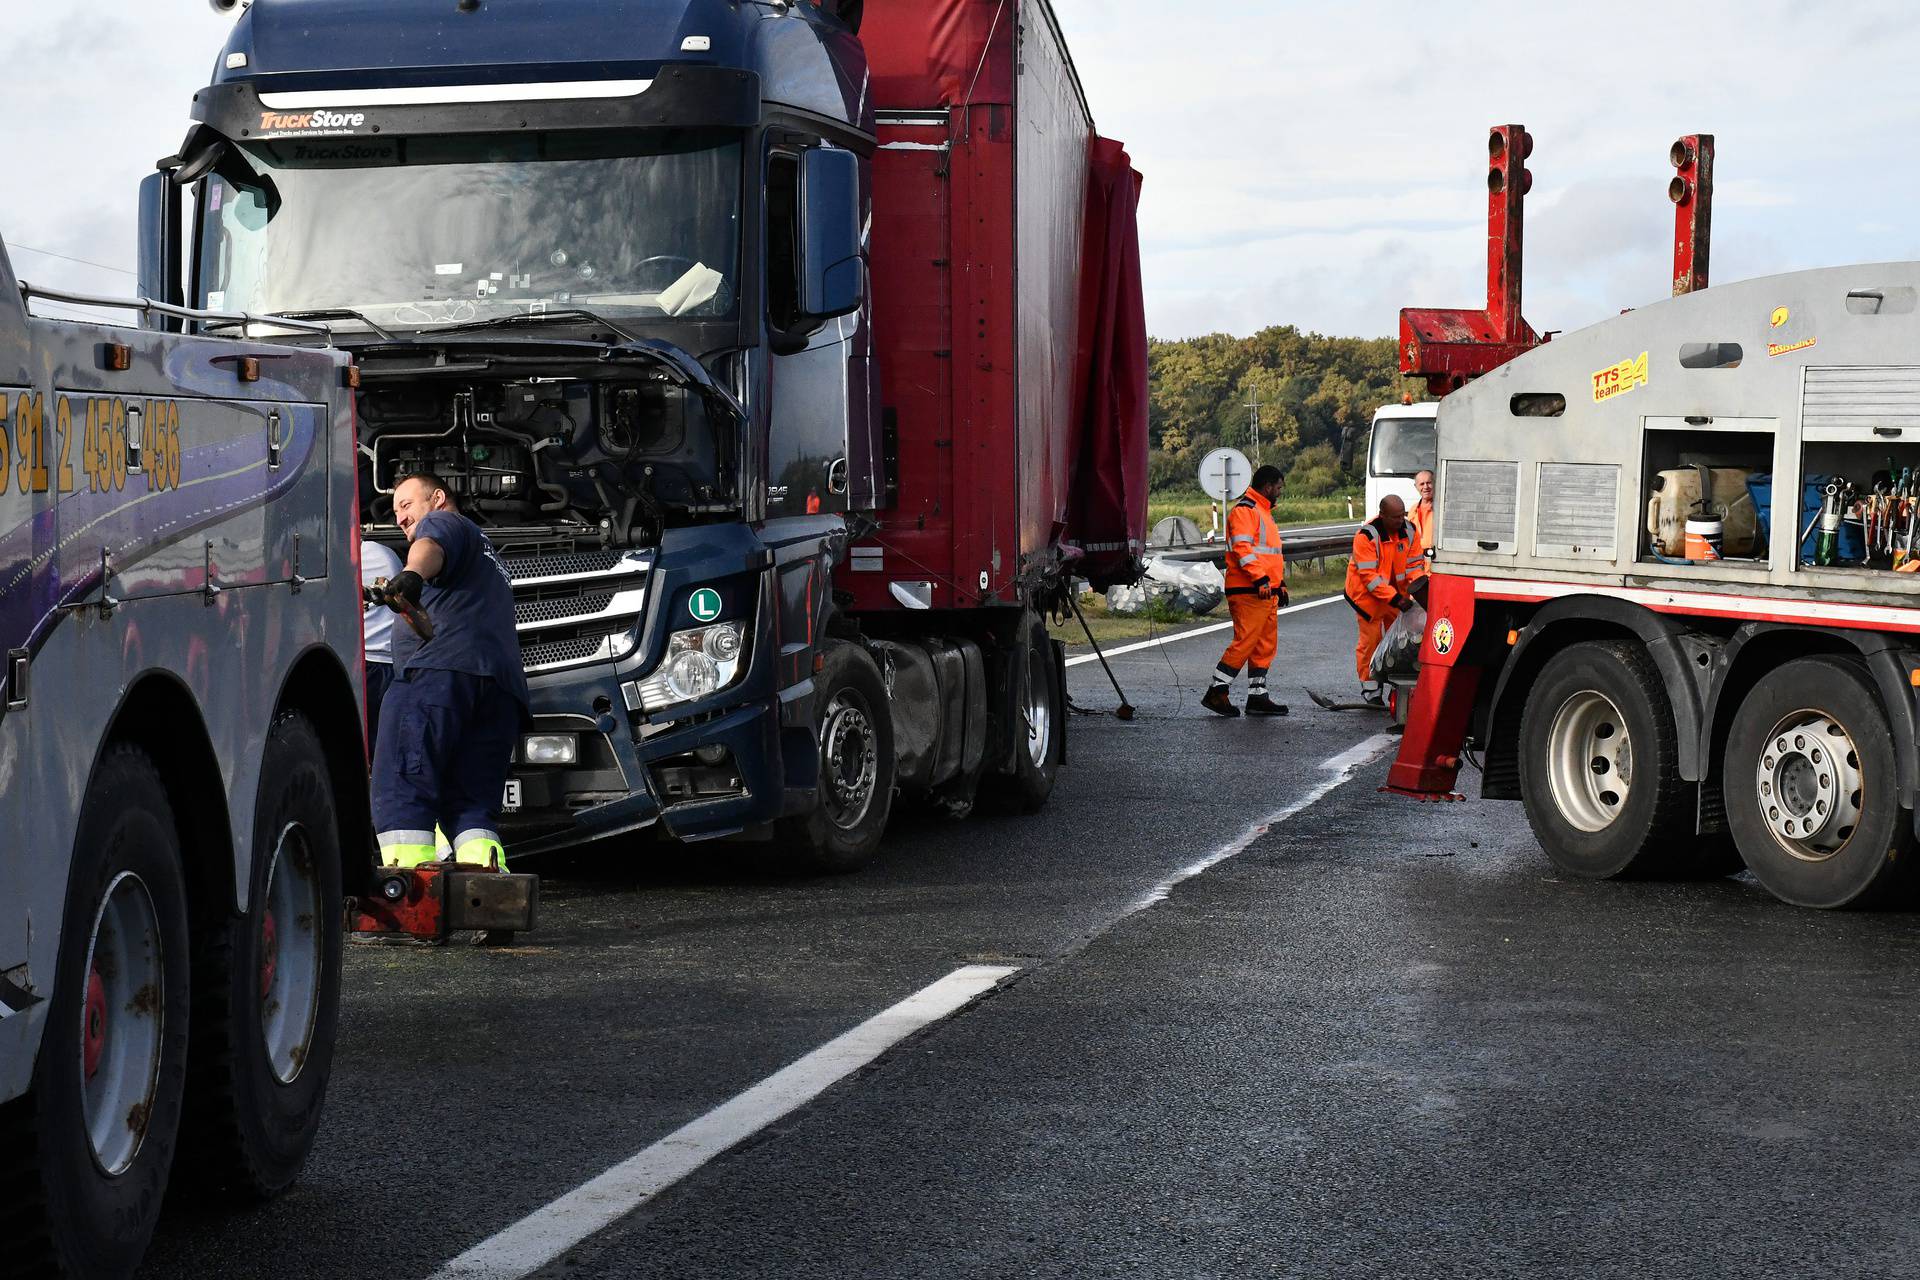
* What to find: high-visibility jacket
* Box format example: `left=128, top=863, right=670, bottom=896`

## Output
left=1407, top=498, right=1434, bottom=579
left=1345, top=519, right=1412, bottom=608
left=1223, top=487, right=1286, bottom=593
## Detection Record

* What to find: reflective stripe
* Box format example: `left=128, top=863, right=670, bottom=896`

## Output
left=1353, top=558, right=1379, bottom=569
left=1358, top=526, right=1381, bottom=545
left=1251, top=544, right=1285, bottom=554
left=378, top=829, right=437, bottom=850
left=1366, top=576, right=1388, bottom=591
left=1237, top=553, right=1259, bottom=567
left=1231, top=535, right=1256, bottom=546
left=452, top=827, right=501, bottom=848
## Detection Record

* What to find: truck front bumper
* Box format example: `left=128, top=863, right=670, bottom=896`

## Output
left=500, top=692, right=788, bottom=857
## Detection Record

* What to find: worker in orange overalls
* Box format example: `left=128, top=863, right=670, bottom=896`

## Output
left=1345, top=494, right=1418, bottom=704
left=1203, top=465, right=1289, bottom=718
left=1406, top=469, right=1435, bottom=583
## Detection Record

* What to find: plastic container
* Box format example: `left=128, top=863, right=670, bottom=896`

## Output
left=1684, top=518, right=1723, bottom=560
left=1747, top=472, right=1865, bottom=562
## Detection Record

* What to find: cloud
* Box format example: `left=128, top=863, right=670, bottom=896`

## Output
left=6, top=1, right=1920, bottom=343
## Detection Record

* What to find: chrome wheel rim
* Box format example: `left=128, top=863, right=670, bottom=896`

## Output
left=1755, top=710, right=1863, bottom=862
left=1546, top=690, right=1633, bottom=832
left=80, top=872, right=164, bottom=1176
left=1024, top=646, right=1053, bottom=770
left=260, top=822, right=323, bottom=1084
left=821, top=692, right=878, bottom=830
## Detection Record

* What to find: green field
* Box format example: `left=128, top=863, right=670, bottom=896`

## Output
left=1147, top=490, right=1358, bottom=533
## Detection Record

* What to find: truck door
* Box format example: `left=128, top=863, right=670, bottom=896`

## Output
left=764, top=142, right=871, bottom=519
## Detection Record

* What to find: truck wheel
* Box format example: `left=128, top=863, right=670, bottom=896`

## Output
left=780, top=641, right=895, bottom=873
left=985, top=615, right=1065, bottom=814
left=0, top=745, right=191, bottom=1279
left=1724, top=656, right=1917, bottom=909
left=177, top=711, right=343, bottom=1198
left=1518, top=640, right=1692, bottom=878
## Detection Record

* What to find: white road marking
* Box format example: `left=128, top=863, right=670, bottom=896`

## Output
left=430, top=964, right=1020, bottom=1280
left=1064, top=594, right=1343, bottom=667
left=1123, top=733, right=1398, bottom=914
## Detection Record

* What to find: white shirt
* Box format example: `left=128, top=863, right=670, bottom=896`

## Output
left=361, top=540, right=405, bottom=665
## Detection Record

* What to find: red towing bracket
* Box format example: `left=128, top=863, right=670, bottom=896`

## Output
left=349, top=863, right=540, bottom=944
left=1398, top=124, right=1544, bottom=397
left=1669, top=133, right=1714, bottom=296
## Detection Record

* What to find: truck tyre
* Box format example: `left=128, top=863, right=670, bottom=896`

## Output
left=985, top=614, right=1064, bottom=814
left=0, top=745, right=191, bottom=1280
left=1518, top=640, right=1693, bottom=879
left=1723, top=656, right=1917, bottom=909
left=177, top=711, right=343, bottom=1198
left=780, top=641, right=895, bottom=873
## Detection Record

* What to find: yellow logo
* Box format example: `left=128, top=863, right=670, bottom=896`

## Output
left=1431, top=617, right=1455, bottom=656
left=1767, top=336, right=1817, bottom=358
left=1770, top=306, right=1790, bottom=328
left=1591, top=351, right=1649, bottom=403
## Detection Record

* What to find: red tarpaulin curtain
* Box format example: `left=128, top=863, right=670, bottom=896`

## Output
left=862, top=0, right=1015, bottom=107
left=1068, top=136, right=1148, bottom=590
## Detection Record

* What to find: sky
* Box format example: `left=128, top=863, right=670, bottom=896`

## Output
left=4, top=1, right=1918, bottom=341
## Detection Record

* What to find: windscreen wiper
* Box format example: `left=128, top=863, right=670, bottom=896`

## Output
left=205, top=307, right=398, bottom=341
left=417, top=308, right=640, bottom=345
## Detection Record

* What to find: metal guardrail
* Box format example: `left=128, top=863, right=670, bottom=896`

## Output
left=1150, top=523, right=1358, bottom=570
left=18, top=282, right=336, bottom=343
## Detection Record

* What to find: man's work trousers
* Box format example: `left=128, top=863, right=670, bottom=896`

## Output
left=371, top=667, right=520, bottom=870
left=1347, top=593, right=1399, bottom=683
left=1219, top=592, right=1279, bottom=675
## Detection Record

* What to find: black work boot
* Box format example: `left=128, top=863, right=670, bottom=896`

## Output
left=1201, top=685, right=1240, bottom=717
left=1245, top=693, right=1289, bottom=717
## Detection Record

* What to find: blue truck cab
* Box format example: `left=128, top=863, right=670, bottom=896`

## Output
left=150, top=0, right=893, bottom=863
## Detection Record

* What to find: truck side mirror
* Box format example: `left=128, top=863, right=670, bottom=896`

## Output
left=136, top=173, right=184, bottom=332
left=798, top=148, right=863, bottom=324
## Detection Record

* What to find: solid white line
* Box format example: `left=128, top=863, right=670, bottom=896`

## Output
left=431, top=964, right=1020, bottom=1280
left=1064, top=594, right=1344, bottom=667
left=1122, top=732, right=1397, bottom=914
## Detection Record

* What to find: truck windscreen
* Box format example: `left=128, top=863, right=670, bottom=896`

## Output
left=195, top=130, right=742, bottom=331
left=1369, top=419, right=1437, bottom=478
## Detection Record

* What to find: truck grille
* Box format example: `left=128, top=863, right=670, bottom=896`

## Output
left=498, top=544, right=652, bottom=674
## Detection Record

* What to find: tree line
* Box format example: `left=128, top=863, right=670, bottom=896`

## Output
left=1148, top=326, right=1425, bottom=496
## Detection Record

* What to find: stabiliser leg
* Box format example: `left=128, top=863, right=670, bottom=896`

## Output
left=348, top=862, right=540, bottom=943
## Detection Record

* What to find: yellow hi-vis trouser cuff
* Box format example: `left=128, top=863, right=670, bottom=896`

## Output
left=451, top=829, right=508, bottom=873
left=379, top=829, right=508, bottom=873
left=378, top=830, right=439, bottom=869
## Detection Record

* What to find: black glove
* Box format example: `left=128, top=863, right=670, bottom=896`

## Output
left=1390, top=593, right=1415, bottom=613
left=384, top=569, right=425, bottom=607
left=1409, top=578, right=1430, bottom=608
left=1277, top=584, right=1290, bottom=609
left=1256, top=577, right=1275, bottom=599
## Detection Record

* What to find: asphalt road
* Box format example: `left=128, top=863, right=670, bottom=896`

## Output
left=139, top=600, right=1920, bottom=1279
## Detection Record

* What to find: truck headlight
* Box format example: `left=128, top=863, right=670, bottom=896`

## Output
left=634, top=621, right=747, bottom=711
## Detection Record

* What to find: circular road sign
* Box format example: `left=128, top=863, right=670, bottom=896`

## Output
left=688, top=587, right=723, bottom=623
left=1197, top=447, right=1253, bottom=503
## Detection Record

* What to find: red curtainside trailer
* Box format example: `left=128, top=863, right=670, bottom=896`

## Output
left=847, top=0, right=1148, bottom=616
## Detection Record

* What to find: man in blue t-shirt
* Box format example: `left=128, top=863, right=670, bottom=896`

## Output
left=370, top=472, right=528, bottom=872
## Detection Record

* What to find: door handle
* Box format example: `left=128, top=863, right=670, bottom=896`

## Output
left=267, top=409, right=283, bottom=470
left=125, top=404, right=143, bottom=474
left=826, top=456, right=849, bottom=497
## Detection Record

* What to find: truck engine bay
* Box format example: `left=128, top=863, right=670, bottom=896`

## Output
left=356, top=362, right=736, bottom=546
